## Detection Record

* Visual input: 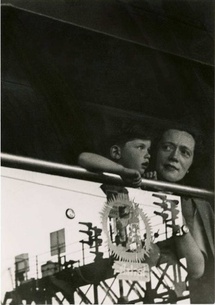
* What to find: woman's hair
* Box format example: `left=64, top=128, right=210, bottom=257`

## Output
left=156, top=122, right=204, bottom=155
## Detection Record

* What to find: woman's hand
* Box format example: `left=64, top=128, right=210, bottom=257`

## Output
left=143, top=171, right=157, bottom=180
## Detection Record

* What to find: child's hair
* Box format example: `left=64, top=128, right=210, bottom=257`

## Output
left=104, top=122, right=154, bottom=157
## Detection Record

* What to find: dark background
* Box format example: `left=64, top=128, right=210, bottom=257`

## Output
left=1, top=0, right=214, bottom=189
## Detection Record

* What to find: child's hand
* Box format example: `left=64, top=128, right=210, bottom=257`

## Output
left=120, top=168, right=142, bottom=187
left=143, top=171, right=157, bottom=180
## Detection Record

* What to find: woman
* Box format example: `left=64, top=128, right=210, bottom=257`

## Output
left=154, top=127, right=214, bottom=304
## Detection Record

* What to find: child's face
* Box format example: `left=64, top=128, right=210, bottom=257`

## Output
left=119, top=139, right=151, bottom=176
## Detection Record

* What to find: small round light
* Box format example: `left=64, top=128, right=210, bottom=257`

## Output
left=65, top=208, right=75, bottom=219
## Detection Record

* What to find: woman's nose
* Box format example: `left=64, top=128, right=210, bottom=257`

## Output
left=169, top=148, right=179, bottom=161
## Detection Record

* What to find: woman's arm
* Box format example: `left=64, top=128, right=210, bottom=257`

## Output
left=78, top=152, right=142, bottom=187
left=173, top=219, right=205, bottom=279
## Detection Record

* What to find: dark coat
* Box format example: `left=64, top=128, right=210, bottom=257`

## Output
left=182, top=197, right=214, bottom=304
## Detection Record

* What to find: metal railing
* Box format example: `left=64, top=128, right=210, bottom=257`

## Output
left=1, top=153, right=213, bottom=200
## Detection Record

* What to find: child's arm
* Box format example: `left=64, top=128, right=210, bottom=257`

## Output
left=78, top=152, right=142, bottom=187
left=79, top=152, right=124, bottom=174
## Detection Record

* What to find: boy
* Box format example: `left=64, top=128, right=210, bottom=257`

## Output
left=79, top=123, right=160, bottom=266
left=78, top=124, right=156, bottom=187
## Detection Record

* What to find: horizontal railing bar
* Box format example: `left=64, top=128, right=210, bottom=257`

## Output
left=1, top=153, right=213, bottom=200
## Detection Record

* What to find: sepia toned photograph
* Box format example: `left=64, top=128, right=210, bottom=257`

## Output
left=1, top=0, right=214, bottom=304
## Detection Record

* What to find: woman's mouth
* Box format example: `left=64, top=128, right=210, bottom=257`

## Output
left=164, top=164, right=179, bottom=171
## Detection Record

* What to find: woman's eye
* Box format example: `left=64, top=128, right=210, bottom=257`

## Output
left=181, top=149, right=191, bottom=158
left=138, top=145, right=145, bottom=150
left=162, top=144, right=173, bottom=151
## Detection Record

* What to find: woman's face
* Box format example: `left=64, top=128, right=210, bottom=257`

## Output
left=156, top=129, right=195, bottom=182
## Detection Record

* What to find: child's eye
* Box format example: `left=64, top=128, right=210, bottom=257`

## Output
left=137, top=145, right=145, bottom=150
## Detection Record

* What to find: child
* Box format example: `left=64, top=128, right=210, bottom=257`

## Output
left=79, top=123, right=160, bottom=266
left=78, top=124, right=157, bottom=187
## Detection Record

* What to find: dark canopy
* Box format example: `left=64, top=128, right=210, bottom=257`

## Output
left=1, top=0, right=214, bottom=188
